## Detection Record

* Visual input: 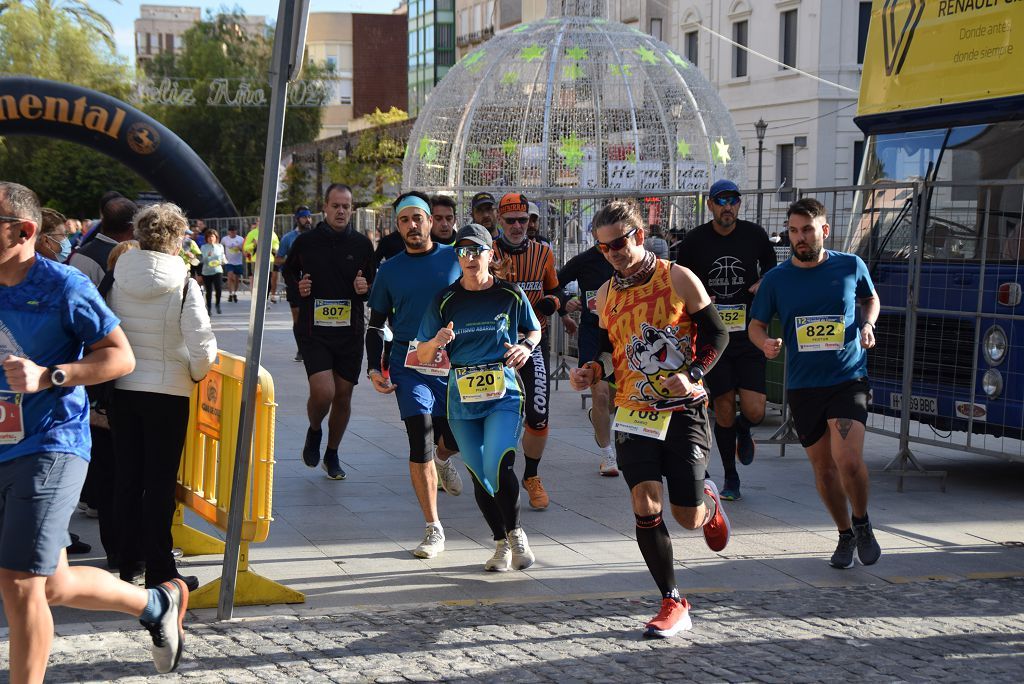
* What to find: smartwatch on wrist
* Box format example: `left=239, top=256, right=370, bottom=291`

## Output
left=49, top=366, right=68, bottom=387
left=687, top=365, right=704, bottom=384
left=521, top=338, right=537, bottom=352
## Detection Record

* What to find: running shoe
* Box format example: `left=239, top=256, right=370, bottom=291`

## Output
left=830, top=530, right=857, bottom=569
left=66, top=533, right=91, bottom=554
left=643, top=597, right=692, bottom=638
left=507, top=527, right=535, bottom=570
left=322, top=452, right=347, bottom=480
left=484, top=539, right=512, bottom=572
left=736, top=428, right=755, bottom=466
left=141, top=577, right=187, bottom=674
left=853, top=521, right=882, bottom=565
left=435, top=457, right=463, bottom=496
left=701, top=479, right=731, bottom=552
left=215, top=304, right=221, bottom=314
left=413, top=525, right=445, bottom=559
left=599, top=450, right=619, bottom=477
left=719, top=479, right=742, bottom=501
left=171, top=573, right=200, bottom=593
left=293, top=351, right=303, bottom=362
left=302, top=427, right=322, bottom=467
left=523, top=476, right=549, bottom=510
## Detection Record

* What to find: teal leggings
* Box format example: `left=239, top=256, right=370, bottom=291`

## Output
left=450, top=409, right=522, bottom=540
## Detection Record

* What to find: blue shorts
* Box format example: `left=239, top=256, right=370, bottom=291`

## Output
left=390, top=352, right=448, bottom=420
left=223, top=263, right=244, bottom=275
left=0, top=452, right=88, bottom=575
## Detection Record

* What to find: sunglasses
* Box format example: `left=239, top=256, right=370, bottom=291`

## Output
left=596, top=226, right=639, bottom=253
left=502, top=216, right=529, bottom=225
left=456, top=245, right=490, bottom=259
left=0, top=215, right=27, bottom=225
left=711, top=196, right=741, bottom=206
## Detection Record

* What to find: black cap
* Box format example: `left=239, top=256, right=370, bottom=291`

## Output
left=471, top=192, right=496, bottom=210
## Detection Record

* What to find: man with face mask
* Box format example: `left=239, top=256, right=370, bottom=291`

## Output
left=36, top=209, right=72, bottom=264
left=749, top=197, right=881, bottom=572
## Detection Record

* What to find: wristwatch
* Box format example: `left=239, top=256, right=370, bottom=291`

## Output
left=521, top=338, right=537, bottom=352
left=687, top=366, right=704, bottom=384
left=48, top=366, right=68, bottom=387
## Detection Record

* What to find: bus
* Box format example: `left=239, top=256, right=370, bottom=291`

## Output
left=848, top=0, right=1024, bottom=438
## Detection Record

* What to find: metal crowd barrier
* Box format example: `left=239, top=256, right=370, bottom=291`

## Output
left=171, top=350, right=304, bottom=608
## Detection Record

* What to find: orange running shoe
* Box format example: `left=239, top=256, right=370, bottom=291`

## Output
left=523, top=476, right=549, bottom=510
left=702, top=479, right=731, bottom=552
left=644, top=597, right=692, bottom=638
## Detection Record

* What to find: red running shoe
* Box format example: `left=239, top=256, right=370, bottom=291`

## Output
left=644, top=597, right=692, bottom=638
left=702, top=479, right=731, bottom=552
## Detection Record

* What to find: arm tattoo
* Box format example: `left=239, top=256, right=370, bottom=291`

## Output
left=835, top=418, right=854, bottom=440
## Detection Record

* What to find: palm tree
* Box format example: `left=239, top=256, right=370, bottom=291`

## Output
left=21, top=1, right=121, bottom=53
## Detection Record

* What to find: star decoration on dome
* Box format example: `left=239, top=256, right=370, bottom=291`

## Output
left=565, top=46, right=588, bottom=61
left=666, top=51, right=689, bottom=68
left=519, top=44, right=546, bottom=62
left=635, top=47, right=659, bottom=65
left=512, top=24, right=531, bottom=34
left=502, top=138, right=519, bottom=156
left=462, top=50, right=485, bottom=72
left=466, top=150, right=482, bottom=168
left=501, top=71, right=519, bottom=85
left=677, top=138, right=692, bottom=158
left=713, top=137, right=731, bottom=163
left=559, top=132, right=585, bottom=171
left=563, top=63, right=584, bottom=81
left=417, top=137, right=439, bottom=163
left=609, top=63, right=633, bottom=77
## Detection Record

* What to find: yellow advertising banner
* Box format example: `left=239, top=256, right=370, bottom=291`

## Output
left=858, top=0, right=1024, bottom=117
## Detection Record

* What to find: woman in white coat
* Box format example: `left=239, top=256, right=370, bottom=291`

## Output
left=108, top=203, right=217, bottom=591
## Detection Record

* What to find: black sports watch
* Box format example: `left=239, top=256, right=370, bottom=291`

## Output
left=48, top=366, right=68, bottom=387
left=687, top=366, right=704, bottom=384
left=521, top=338, right=537, bottom=352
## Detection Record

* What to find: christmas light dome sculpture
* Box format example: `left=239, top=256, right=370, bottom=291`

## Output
left=402, top=0, right=745, bottom=198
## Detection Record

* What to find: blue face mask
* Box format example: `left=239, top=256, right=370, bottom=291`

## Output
left=56, top=237, right=72, bottom=263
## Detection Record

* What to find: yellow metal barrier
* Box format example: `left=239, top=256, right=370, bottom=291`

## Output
left=171, top=350, right=304, bottom=608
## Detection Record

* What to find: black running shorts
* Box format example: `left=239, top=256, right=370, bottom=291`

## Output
left=704, top=338, right=767, bottom=399
left=297, top=334, right=364, bottom=384
left=615, top=403, right=711, bottom=507
left=787, top=377, right=870, bottom=448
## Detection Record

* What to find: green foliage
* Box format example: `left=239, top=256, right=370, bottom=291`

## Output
left=327, top=108, right=408, bottom=208
left=279, top=161, right=311, bottom=212
left=141, top=11, right=324, bottom=215
left=0, top=1, right=144, bottom=215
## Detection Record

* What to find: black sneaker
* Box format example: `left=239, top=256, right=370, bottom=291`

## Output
left=322, top=452, right=347, bottom=480
left=67, top=533, right=91, bottom=554
left=302, top=427, right=322, bottom=467
left=736, top=427, right=755, bottom=466
left=293, top=351, right=303, bottom=362
left=830, top=530, right=856, bottom=569
left=141, top=578, right=187, bottom=674
left=854, top=521, right=882, bottom=565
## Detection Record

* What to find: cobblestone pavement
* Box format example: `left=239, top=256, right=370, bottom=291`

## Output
left=30, top=577, right=1024, bottom=682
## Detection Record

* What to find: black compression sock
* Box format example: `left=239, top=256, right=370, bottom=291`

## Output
left=523, top=456, right=540, bottom=480
left=852, top=513, right=869, bottom=526
left=324, top=446, right=338, bottom=459
left=635, top=513, right=676, bottom=596
left=713, top=423, right=738, bottom=480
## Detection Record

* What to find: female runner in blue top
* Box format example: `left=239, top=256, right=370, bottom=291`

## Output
left=417, top=224, right=541, bottom=572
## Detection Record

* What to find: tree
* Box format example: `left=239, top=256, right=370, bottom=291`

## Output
left=326, top=108, right=409, bottom=208
left=16, top=0, right=121, bottom=52
left=0, top=1, right=144, bottom=217
left=142, top=11, right=324, bottom=215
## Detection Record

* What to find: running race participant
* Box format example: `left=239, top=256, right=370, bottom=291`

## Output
left=283, top=183, right=376, bottom=480
left=558, top=243, right=617, bottom=476
left=366, top=192, right=464, bottom=560
left=492, top=192, right=561, bottom=510
left=677, top=179, right=777, bottom=500
left=222, top=225, right=245, bottom=302
left=417, top=224, right=540, bottom=572
left=243, top=222, right=280, bottom=303
left=279, top=206, right=314, bottom=361
left=0, top=182, right=187, bottom=678
left=749, top=197, right=881, bottom=570
left=430, top=194, right=458, bottom=246
left=569, top=200, right=731, bottom=639
left=470, top=192, right=499, bottom=240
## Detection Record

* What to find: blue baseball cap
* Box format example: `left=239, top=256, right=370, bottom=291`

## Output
left=709, top=179, right=740, bottom=198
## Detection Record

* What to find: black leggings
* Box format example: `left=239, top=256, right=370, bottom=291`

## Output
left=205, top=273, right=222, bottom=309
left=472, top=450, right=521, bottom=540
left=403, top=414, right=458, bottom=463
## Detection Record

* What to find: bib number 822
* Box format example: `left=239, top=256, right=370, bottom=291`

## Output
left=805, top=323, right=836, bottom=337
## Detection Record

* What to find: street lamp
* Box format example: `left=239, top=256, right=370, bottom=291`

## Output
left=755, top=118, right=768, bottom=225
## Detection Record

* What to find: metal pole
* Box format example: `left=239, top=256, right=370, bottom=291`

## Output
left=218, top=0, right=308, bottom=620
left=756, top=140, right=764, bottom=225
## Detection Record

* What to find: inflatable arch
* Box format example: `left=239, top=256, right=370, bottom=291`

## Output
left=0, top=76, right=237, bottom=218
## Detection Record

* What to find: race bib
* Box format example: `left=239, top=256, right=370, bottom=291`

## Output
left=716, top=304, right=746, bottom=333
left=585, top=290, right=599, bottom=313
left=228, top=247, right=241, bottom=253
left=613, top=407, right=671, bottom=440
left=455, top=364, right=506, bottom=403
left=0, top=391, right=25, bottom=445
left=795, top=315, right=846, bottom=351
left=314, top=299, right=351, bottom=327
left=404, top=340, right=451, bottom=377
left=208, top=259, right=221, bottom=269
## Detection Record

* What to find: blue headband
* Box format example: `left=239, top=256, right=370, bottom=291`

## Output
left=396, top=196, right=431, bottom=216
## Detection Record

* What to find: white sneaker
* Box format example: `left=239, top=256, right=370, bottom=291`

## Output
left=507, top=527, right=535, bottom=570
left=484, top=539, right=512, bottom=572
left=599, top=449, right=619, bottom=477
left=435, top=457, right=463, bottom=496
left=413, top=525, right=445, bottom=559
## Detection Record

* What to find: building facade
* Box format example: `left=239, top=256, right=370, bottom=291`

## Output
left=453, top=0, right=869, bottom=189
left=134, top=5, right=266, bottom=65
left=407, top=0, right=457, bottom=117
